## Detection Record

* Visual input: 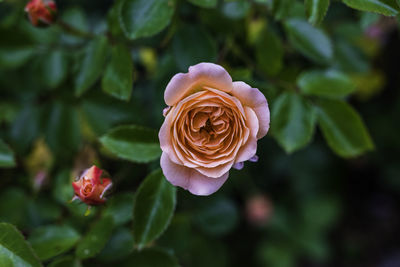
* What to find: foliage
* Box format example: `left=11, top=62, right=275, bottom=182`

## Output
left=1, top=0, right=400, bottom=266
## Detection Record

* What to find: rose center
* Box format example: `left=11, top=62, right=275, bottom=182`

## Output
left=82, top=183, right=93, bottom=196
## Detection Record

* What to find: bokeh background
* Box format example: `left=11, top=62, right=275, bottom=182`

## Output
left=1, top=0, right=400, bottom=266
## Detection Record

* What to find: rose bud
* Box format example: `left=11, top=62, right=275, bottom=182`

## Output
left=24, top=0, right=57, bottom=27
left=72, top=165, right=112, bottom=205
left=159, top=63, right=270, bottom=196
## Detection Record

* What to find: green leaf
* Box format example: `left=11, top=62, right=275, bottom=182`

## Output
left=52, top=169, right=74, bottom=205
left=222, top=0, right=251, bottom=19
left=193, top=197, right=239, bottom=236
left=172, top=25, right=217, bottom=71
left=271, top=0, right=296, bottom=20
left=48, top=256, right=81, bottom=267
left=272, top=93, right=317, bottom=153
left=119, top=0, right=175, bottom=40
left=107, top=0, right=125, bottom=37
left=256, top=29, right=284, bottom=76
left=0, top=47, right=33, bottom=69
left=98, top=228, right=134, bottom=262
left=0, top=139, right=15, bottom=168
left=10, top=105, right=41, bottom=153
left=0, top=223, right=41, bottom=267
left=285, top=18, right=332, bottom=64
left=100, top=125, right=161, bottom=163
left=0, top=188, right=28, bottom=227
left=316, top=99, right=374, bottom=157
left=45, top=102, right=81, bottom=156
left=132, top=169, right=176, bottom=249
left=342, top=0, right=398, bottom=16
left=102, top=44, right=133, bottom=101
left=305, top=0, right=330, bottom=25
left=186, top=0, right=217, bottom=8
left=74, top=36, right=109, bottom=96
left=103, top=193, right=135, bottom=226
left=297, top=70, right=356, bottom=98
left=76, top=216, right=114, bottom=259
left=122, top=248, right=179, bottom=267
left=41, top=50, right=68, bottom=89
left=60, top=8, right=89, bottom=45
left=28, top=225, right=80, bottom=261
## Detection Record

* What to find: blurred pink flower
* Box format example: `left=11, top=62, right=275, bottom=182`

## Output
left=245, top=195, right=273, bottom=226
left=159, top=62, right=270, bottom=196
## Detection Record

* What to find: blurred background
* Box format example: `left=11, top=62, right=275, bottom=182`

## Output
left=1, top=0, right=400, bottom=266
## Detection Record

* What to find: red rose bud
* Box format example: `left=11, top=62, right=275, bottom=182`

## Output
left=72, top=166, right=112, bottom=206
left=25, top=0, right=57, bottom=27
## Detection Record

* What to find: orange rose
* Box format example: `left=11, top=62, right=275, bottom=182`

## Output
left=159, top=63, right=269, bottom=195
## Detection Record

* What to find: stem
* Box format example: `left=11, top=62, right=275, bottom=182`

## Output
left=57, top=20, right=96, bottom=39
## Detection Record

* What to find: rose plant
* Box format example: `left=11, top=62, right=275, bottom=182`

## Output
left=0, top=0, right=398, bottom=266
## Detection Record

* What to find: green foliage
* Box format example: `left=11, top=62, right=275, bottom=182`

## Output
left=102, top=193, right=134, bottom=226
left=100, top=125, right=162, bottom=163
left=119, top=0, right=176, bottom=39
left=1, top=0, right=397, bottom=265
left=297, top=70, right=356, bottom=98
left=342, top=0, right=399, bottom=15
left=193, top=197, right=239, bottom=236
left=272, top=93, right=317, bottom=153
left=132, top=169, right=176, bottom=249
left=256, top=28, right=284, bottom=76
left=48, top=256, right=81, bottom=267
left=0, top=139, right=15, bottom=168
left=40, top=50, right=68, bottom=89
left=98, top=228, right=134, bottom=262
left=102, top=44, right=133, bottom=101
left=305, top=0, right=330, bottom=25
left=187, top=0, right=217, bottom=8
left=172, top=24, right=217, bottom=71
left=0, top=223, right=41, bottom=267
left=74, top=36, right=109, bottom=96
left=122, top=248, right=179, bottom=267
left=316, top=99, right=374, bottom=157
left=76, top=216, right=114, bottom=259
left=28, top=225, right=80, bottom=260
left=285, top=19, right=333, bottom=64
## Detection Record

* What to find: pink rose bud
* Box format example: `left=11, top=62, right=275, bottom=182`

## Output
left=159, top=63, right=270, bottom=196
left=245, top=195, right=273, bottom=226
left=25, top=0, right=57, bottom=27
left=72, top=166, right=112, bottom=205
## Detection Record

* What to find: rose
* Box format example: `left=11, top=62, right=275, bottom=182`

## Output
left=72, top=165, right=112, bottom=205
left=25, top=0, right=57, bottom=27
left=159, top=63, right=270, bottom=196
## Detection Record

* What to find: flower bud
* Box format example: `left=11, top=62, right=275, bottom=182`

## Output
left=72, top=166, right=112, bottom=205
left=24, top=0, right=57, bottom=27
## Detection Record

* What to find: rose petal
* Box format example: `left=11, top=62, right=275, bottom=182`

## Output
left=233, top=162, right=244, bottom=170
left=161, top=153, right=229, bottom=196
left=235, top=107, right=258, bottom=163
left=231, top=81, right=270, bottom=139
left=159, top=111, right=183, bottom=165
left=195, top=160, right=234, bottom=178
left=164, top=63, right=233, bottom=106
